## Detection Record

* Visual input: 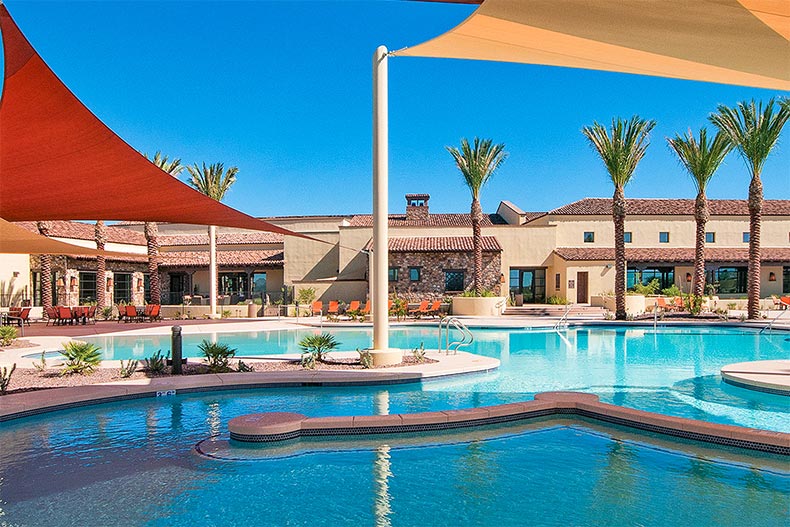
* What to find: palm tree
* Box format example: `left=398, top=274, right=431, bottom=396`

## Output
left=186, top=162, right=239, bottom=316
left=36, top=221, right=53, bottom=309
left=95, top=220, right=106, bottom=308
left=667, top=128, right=732, bottom=297
left=710, top=99, right=789, bottom=319
left=144, top=152, right=184, bottom=304
left=582, top=116, right=656, bottom=320
left=446, top=138, right=507, bottom=295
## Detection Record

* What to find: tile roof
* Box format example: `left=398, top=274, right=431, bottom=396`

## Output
left=348, top=213, right=507, bottom=227
left=15, top=221, right=146, bottom=245
left=365, top=236, right=502, bottom=253
left=547, top=198, right=790, bottom=216
left=159, top=232, right=283, bottom=246
left=159, top=250, right=284, bottom=267
left=554, top=247, right=790, bottom=263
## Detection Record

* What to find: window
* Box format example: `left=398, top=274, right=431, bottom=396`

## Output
left=742, top=232, right=750, bottom=243
left=444, top=270, right=465, bottom=292
left=705, top=232, right=715, bottom=243
left=555, top=273, right=561, bottom=290
left=583, top=232, right=595, bottom=243
left=409, top=267, right=421, bottom=282
left=627, top=267, right=675, bottom=290
left=78, top=272, right=97, bottom=304
left=623, top=232, right=632, bottom=243
left=388, top=267, right=399, bottom=282
left=708, top=267, right=747, bottom=294
left=408, top=198, right=425, bottom=207
left=219, top=272, right=249, bottom=296
left=113, top=273, right=132, bottom=304
left=659, top=232, right=670, bottom=243
left=143, top=274, right=151, bottom=303
left=783, top=267, right=790, bottom=294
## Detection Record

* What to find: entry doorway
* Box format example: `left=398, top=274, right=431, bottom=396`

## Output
left=576, top=271, right=589, bottom=303
left=509, top=268, right=546, bottom=304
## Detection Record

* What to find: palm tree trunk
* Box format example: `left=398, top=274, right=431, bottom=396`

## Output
left=145, top=221, right=160, bottom=304
left=36, top=221, right=53, bottom=309
left=747, top=176, right=762, bottom=319
left=471, top=198, right=483, bottom=295
left=612, top=187, right=627, bottom=320
left=692, top=192, right=708, bottom=298
left=95, top=220, right=106, bottom=309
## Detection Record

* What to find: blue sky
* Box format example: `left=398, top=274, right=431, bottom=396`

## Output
left=4, top=0, right=789, bottom=217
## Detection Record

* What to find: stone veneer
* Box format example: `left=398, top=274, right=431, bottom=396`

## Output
left=389, top=251, right=502, bottom=301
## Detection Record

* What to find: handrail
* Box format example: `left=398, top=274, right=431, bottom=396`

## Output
left=760, top=301, right=790, bottom=333
left=439, top=316, right=474, bottom=355
left=653, top=302, right=658, bottom=331
left=553, top=303, right=573, bottom=331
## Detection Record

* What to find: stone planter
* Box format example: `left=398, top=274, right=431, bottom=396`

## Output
left=451, top=296, right=507, bottom=317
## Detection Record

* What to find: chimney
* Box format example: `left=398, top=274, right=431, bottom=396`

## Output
left=405, top=194, right=430, bottom=222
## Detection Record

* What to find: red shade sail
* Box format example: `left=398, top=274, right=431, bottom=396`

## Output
left=0, top=4, right=303, bottom=239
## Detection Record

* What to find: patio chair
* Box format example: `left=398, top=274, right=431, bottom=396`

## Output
left=122, top=305, right=139, bottom=323
left=311, top=301, right=323, bottom=317
left=656, top=297, right=676, bottom=312
left=425, top=300, right=443, bottom=318
left=780, top=296, right=790, bottom=310
left=45, top=306, right=59, bottom=326
left=326, top=300, right=340, bottom=320
left=347, top=300, right=360, bottom=313
left=361, top=301, right=370, bottom=315
left=673, top=296, right=685, bottom=311
left=58, top=306, right=73, bottom=325
left=85, top=305, right=97, bottom=325
left=147, top=304, right=161, bottom=322
left=7, top=307, right=31, bottom=327
left=409, top=300, right=430, bottom=317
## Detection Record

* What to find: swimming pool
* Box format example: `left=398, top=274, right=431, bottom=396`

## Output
left=81, top=325, right=790, bottom=432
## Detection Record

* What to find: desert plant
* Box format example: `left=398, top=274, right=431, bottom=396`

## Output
left=0, top=363, right=16, bottom=394
left=389, top=296, right=408, bottom=320
left=296, top=287, right=317, bottom=306
left=632, top=278, right=660, bottom=296
left=301, top=352, right=316, bottom=369
left=198, top=340, right=238, bottom=373
left=0, top=326, right=18, bottom=347
left=221, top=310, right=232, bottom=319
left=412, top=342, right=427, bottom=363
left=33, top=351, right=47, bottom=372
left=357, top=348, right=373, bottom=369
left=661, top=284, right=682, bottom=297
left=119, top=359, right=139, bottom=378
left=237, top=360, right=254, bottom=373
left=684, top=294, right=705, bottom=316
left=100, top=306, right=114, bottom=320
left=144, top=350, right=169, bottom=374
left=547, top=296, right=569, bottom=305
left=60, top=341, right=102, bottom=376
left=298, top=332, right=340, bottom=366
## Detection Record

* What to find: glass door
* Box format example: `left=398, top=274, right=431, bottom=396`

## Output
left=509, top=268, right=546, bottom=303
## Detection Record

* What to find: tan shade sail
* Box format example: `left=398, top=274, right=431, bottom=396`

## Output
left=0, top=4, right=306, bottom=239
left=0, top=218, right=138, bottom=256
left=396, top=0, right=790, bottom=90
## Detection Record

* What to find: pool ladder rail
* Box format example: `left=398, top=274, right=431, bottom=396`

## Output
left=553, top=303, right=573, bottom=331
left=760, top=301, right=790, bottom=333
left=439, top=316, right=474, bottom=355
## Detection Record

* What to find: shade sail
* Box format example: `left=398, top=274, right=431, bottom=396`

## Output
left=0, top=218, right=138, bottom=256
left=396, top=0, right=789, bottom=90
left=0, top=4, right=305, bottom=239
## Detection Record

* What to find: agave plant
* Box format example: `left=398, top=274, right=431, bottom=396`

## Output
left=144, top=350, right=169, bottom=374
left=60, top=341, right=102, bottom=376
left=298, top=332, right=340, bottom=366
left=0, top=363, right=16, bottom=394
left=0, top=325, right=18, bottom=347
left=198, top=340, right=238, bottom=373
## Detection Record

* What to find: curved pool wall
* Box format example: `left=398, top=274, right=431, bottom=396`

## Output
left=76, top=324, right=790, bottom=432
left=0, top=393, right=787, bottom=527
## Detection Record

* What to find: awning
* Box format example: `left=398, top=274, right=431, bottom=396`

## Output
left=395, top=0, right=789, bottom=90
left=0, top=218, right=140, bottom=256
left=0, top=4, right=306, bottom=238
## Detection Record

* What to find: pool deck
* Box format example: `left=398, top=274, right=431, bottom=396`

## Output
left=721, top=360, right=790, bottom=396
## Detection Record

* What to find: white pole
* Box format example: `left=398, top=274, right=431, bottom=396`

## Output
left=209, top=224, right=217, bottom=318
left=372, top=45, right=389, bottom=352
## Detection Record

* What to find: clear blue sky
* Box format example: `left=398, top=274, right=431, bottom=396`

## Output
left=4, top=0, right=789, bottom=217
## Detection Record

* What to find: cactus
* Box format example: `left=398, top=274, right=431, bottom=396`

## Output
left=119, top=359, right=139, bottom=378
left=0, top=363, right=16, bottom=394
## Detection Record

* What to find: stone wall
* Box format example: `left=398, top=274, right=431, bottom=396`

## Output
left=389, top=251, right=502, bottom=301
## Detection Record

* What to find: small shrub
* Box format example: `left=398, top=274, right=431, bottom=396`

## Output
left=661, top=284, right=682, bottom=297
left=198, top=340, right=237, bottom=373
left=412, top=342, right=426, bottom=363
left=301, top=352, right=316, bottom=369
left=119, top=359, right=139, bottom=378
left=237, top=360, right=254, bottom=373
left=298, top=332, right=340, bottom=367
left=357, top=348, right=373, bottom=369
left=727, top=303, right=737, bottom=310
left=603, top=311, right=615, bottom=320
left=144, top=350, right=168, bottom=374
left=60, top=341, right=102, bottom=376
left=547, top=296, right=569, bottom=305
left=684, top=294, right=704, bottom=316
left=389, top=296, right=408, bottom=320
left=459, top=289, right=496, bottom=297
left=739, top=313, right=747, bottom=322
left=33, top=351, right=47, bottom=372
left=0, top=325, right=18, bottom=347
left=0, top=363, right=16, bottom=394
left=98, top=306, right=114, bottom=320
left=221, top=310, right=232, bottom=319
left=296, top=287, right=316, bottom=305
left=631, top=279, right=660, bottom=296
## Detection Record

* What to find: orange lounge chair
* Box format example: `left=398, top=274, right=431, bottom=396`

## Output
left=656, top=297, right=676, bottom=312
left=58, top=306, right=73, bottom=325
left=347, top=300, right=360, bottom=313
left=425, top=300, right=442, bottom=318
left=409, top=300, right=430, bottom=317
left=327, top=301, right=340, bottom=318
left=361, top=301, right=370, bottom=314
left=311, top=301, right=323, bottom=317
left=779, top=296, right=790, bottom=310
left=674, top=296, right=685, bottom=311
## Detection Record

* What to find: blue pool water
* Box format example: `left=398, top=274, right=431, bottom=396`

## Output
left=82, top=325, right=790, bottom=432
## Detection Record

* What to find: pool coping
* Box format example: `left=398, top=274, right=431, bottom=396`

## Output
left=225, top=392, right=790, bottom=455
left=721, top=359, right=790, bottom=396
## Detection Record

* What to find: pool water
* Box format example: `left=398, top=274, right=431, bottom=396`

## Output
left=0, top=397, right=786, bottom=527
left=82, top=325, right=790, bottom=432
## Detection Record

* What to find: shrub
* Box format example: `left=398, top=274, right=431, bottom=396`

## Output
left=684, top=294, right=704, bottom=316
left=298, top=332, right=340, bottom=367
left=631, top=278, right=660, bottom=296
left=547, top=296, right=569, bottom=305
left=237, top=360, right=254, bottom=373
left=661, top=284, right=682, bottom=297
left=221, top=310, right=232, bottom=319
left=60, top=341, right=102, bottom=376
left=0, top=325, right=18, bottom=347
left=459, top=289, right=496, bottom=297
left=33, top=351, right=47, bottom=372
left=357, top=348, right=373, bottom=369
left=296, top=287, right=316, bottom=305
left=99, top=306, right=114, bottom=320
left=119, top=359, right=139, bottom=378
left=0, top=363, right=16, bottom=394
left=389, top=296, right=408, bottom=320
left=198, top=340, right=238, bottom=373
left=412, top=342, right=426, bottom=363
left=144, top=350, right=168, bottom=374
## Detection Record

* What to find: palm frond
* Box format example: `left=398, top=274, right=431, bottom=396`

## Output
left=186, top=162, right=239, bottom=201
left=446, top=137, right=507, bottom=200
left=667, top=128, right=732, bottom=192
left=581, top=116, right=656, bottom=188
left=145, top=150, right=185, bottom=177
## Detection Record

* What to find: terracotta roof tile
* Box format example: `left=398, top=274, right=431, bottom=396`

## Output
left=159, top=250, right=283, bottom=267
left=554, top=247, right=790, bottom=263
left=365, top=236, right=502, bottom=253
left=348, top=213, right=507, bottom=227
left=548, top=198, right=790, bottom=216
left=159, top=232, right=283, bottom=246
left=15, top=221, right=146, bottom=245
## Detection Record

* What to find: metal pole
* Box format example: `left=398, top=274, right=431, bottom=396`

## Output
left=209, top=225, right=218, bottom=318
left=171, top=325, right=182, bottom=374
left=372, top=45, right=389, bottom=352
